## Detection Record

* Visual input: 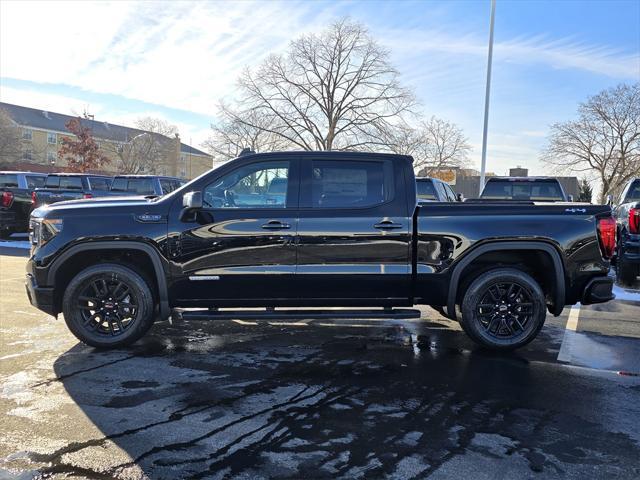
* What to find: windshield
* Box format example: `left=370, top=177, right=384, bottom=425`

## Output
left=625, top=181, right=640, bottom=201
left=0, top=173, right=19, bottom=188
left=481, top=180, right=565, bottom=201
left=416, top=180, right=437, bottom=200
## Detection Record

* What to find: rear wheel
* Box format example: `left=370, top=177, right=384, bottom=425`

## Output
left=460, top=268, right=546, bottom=350
left=62, top=263, right=155, bottom=348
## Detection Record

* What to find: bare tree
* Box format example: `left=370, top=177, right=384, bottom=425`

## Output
left=374, top=116, right=471, bottom=173
left=222, top=19, right=415, bottom=152
left=543, top=83, right=640, bottom=203
left=203, top=107, right=292, bottom=162
left=105, top=117, right=179, bottom=174
left=414, top=117, right=471, bottom=174
left=0, top=108, right=24, bottom=166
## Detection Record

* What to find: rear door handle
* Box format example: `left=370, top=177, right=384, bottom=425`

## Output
left=261, top=220, right=291, bottom=230
left=374, top=220, right=403, bottom=230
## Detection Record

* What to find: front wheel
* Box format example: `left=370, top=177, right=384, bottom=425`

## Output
left=460, top=268, right=547, bottom=350
left=62, top=263, right=155, bottom=348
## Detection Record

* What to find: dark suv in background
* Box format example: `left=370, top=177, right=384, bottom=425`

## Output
left=110, top=175, right=184, bottom=196
left=0, top=171, right=47, bottom=238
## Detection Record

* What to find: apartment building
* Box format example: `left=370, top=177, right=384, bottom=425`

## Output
left=0, top=102, right=212, bottom=178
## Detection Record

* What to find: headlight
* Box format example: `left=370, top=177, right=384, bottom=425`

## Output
left=30, top=218, right=63, bottom=247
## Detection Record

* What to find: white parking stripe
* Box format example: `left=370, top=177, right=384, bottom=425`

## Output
left=557, top=304, right=581, bottom=362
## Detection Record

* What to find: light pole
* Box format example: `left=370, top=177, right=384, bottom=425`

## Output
left=479, top=0, right=496, bottom=195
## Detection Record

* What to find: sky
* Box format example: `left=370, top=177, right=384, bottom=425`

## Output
left=0, top=0, right=638, bottom=175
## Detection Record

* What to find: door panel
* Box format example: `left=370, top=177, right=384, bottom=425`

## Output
left=295, top=157, right=411, bottom=302
left=170, top=159, right=299, bottom=304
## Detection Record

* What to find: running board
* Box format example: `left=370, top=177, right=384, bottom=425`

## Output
left=176, top=308, right=421, bottom=321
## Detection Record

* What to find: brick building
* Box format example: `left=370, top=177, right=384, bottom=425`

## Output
left=0, top=102, right=212, bottom=178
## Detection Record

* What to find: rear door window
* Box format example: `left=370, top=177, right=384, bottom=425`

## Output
left=59, top=176, right=83, bottom=190
left=26, top=175, right=46, bottom=189
left=0, top=174, right=19, bottom=188
left=88, top=177, right=112, bottom=191
left=309, top=159, right=393, bottom=208
left=45, top=176, right=60, bottom=188
left=443, top=183, right=457, bottom=202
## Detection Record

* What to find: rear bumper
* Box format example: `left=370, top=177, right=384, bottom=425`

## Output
left=619, top=236, right=640, bottom=264
left=581, top=276, right=615, bottom=305
left=0, top=210, right=21, bottom=231
left=25, top=273, right=56, bottom=316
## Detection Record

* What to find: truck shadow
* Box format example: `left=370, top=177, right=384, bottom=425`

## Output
left=42, top=319, right=640, bottom=479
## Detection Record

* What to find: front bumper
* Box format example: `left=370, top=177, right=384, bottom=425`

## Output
left=25, top=273, right=56, bottom=316
left=581, top=276, right=615, bottom=305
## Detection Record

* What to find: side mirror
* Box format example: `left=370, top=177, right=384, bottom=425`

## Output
left=456, top=193, right=465, bottom=202
left=567, top=195, right=574, bottom=202
left=606, top=194, right=613, bottom=206
left=180, top=191, right=202, bottom=222
left=183, top=191, right=203, bottom=209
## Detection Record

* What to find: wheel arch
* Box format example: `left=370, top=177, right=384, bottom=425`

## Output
left=446, top=241, right=566, bottom=321
left=47, top=241, right=170, bottom=320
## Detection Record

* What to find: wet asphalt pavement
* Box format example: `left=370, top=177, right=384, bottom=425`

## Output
left=2, top=252, right=640, bottom=479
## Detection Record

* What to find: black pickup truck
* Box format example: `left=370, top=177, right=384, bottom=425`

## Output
left=0, top=171, right=47, bottom=238
left=32, top=173, right=112, bottom=208
left=480, top=177, right=572, bottom=202
left=109, top=175, right=185, bottom=196
left=26, top=151, right=616, bottom=350
left=416, top=177, right=460, bottom=203
left=614, top=178, right=640, bottom=284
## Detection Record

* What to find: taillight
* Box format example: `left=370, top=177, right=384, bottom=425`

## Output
left=597, top=216, right=616, bottom=259
left=83, top=193, right=93, bottom=199
left=629, top=208, right=640, bottom=234
left=31, top=191, right=37, bottom=205
left=1, top=191, right=14, bottom=208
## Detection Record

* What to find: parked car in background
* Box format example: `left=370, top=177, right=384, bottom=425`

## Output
left=32, top=173, right=112, bottom=208
left=614, top=178, right=640, bottom=284
left=109, top=175, right=185, bottom=197
left=479, top=177, right=572, bottom=202
left=27, top=151, right=615, bottom=351
left=416, top=177, right=460, bottom=203
left=0, top=171, right=47, bottom=238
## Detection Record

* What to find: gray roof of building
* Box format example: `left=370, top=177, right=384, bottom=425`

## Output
left=0, top=102, right=210, bottom=157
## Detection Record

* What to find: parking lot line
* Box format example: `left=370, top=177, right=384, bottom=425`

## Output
left=557, top=304, right=581, bottom=363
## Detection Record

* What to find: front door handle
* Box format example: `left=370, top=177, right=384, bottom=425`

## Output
left=261, top=220, right=291, bottom=230
left=374, top=220, right=403, bottom=230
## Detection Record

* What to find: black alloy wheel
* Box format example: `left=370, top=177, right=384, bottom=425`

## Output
left=77, top=276, right=139, bottom=337
left=460, top=268, right=546, bottom=350
left=476, top=281, right=533, bottom=339
left=63, top=263, right=155, bottom=348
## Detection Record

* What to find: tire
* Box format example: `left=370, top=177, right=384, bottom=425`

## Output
left=460, top=268, right=547, bottom=350
left=62, top=263, right=155, bottom=348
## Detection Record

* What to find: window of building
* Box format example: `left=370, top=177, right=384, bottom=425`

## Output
left=310, top=159, right=393, bottom=208
left=23, top=149, right=33, bottom=161
left=22, top=128, right=33, bottom=140
left=204, top=161, right=290, bottom=209
left=47, top=151, right=57, bottom=164
left=47, top=132, right=57, bottom=144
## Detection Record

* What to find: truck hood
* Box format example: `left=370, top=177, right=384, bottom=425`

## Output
left=31, top=196, right=159, bottom=218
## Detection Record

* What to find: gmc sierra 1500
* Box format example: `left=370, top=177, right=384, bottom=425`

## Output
left=26, top=151, right=615, bottom=350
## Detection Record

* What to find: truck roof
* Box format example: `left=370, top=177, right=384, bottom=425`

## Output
left=486, top=176, right=560, bottom=182
left=238, top=150, right=414, bottom=162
